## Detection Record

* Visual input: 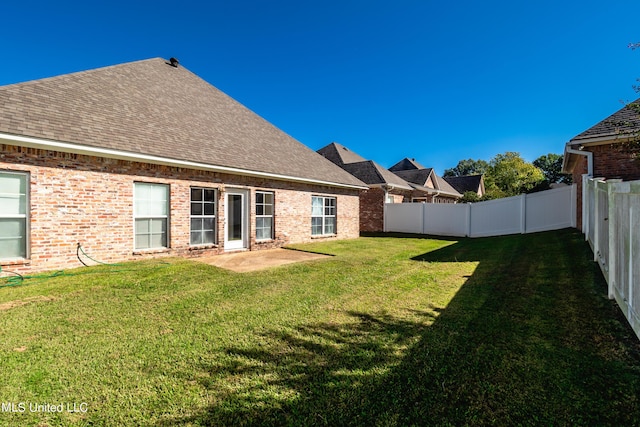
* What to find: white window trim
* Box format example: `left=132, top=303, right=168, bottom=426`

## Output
left=190, top=187, right=217, bottom=246
left=133, top=182, right=170, bottom=251
left=255, top=191, right=274, bottom=241
left=311, top=196, right=337, bottom=236
left=0, top=170, right=29, bottom=260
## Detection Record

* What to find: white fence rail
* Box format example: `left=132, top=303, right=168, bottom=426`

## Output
left=384, top=185, right=577, bottom=238
left=584, top=177, right=640, bottom=340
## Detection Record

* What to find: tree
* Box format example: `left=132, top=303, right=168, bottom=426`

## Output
left=484, top=152, right=545, bottom=198
left=620, top=42, right=640, bottom=160
left=533, top=153, right=572, bottom=185
left=443, top=159, right=489, bottom=177
left=459, top=191, right=480, bottom=203
left=446, top=152, right=547, bottom=200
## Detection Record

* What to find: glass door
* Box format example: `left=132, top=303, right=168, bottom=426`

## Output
left=225, top=190, right=247, bottom=250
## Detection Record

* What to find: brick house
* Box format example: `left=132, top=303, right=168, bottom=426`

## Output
left=562, top=100, right=640, bottom=229
left=317, top=142, right=414, bottom=232
left=0, top=58, right=366, bottom=274
left=388, top=158, right=461, bottom=203
left=317, top=144, right=463, bottom=232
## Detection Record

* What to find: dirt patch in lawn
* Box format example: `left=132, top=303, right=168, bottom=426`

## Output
left=0, top=295, right=58, bottom=311
left=196, top=248, right=332, bottom=272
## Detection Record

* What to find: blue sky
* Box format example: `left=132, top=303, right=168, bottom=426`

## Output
left=1, top=1, right=638, bottom=174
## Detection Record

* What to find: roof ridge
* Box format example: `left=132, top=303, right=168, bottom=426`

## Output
left=1, top=57, right=166, bottom=89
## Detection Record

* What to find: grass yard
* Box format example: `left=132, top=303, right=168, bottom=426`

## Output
left=1, top=229, right=640, bottom=426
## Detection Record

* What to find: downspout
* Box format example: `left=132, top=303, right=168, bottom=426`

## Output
left=431, top=190, right=441, bottom=203
left=565, top=146, right=593, bottom=176
left=382, top=184, right=396, bottom=232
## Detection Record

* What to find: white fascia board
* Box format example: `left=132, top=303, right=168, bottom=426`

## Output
left=569, top=132, right=638, bottom=146
left=0, top=132, right=368, bottom=190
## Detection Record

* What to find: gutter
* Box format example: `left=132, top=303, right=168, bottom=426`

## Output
left=564, top=144, right=593, bottom=177
left=0, top=132, right=368, bottom=190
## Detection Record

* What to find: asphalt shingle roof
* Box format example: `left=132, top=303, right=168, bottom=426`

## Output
left=317, top=142, right=368, bottom=165
left=444, top=175, right=483, bottom=194
left=389, top=157, right=427, bottom=172
left=391, top=168, right=434, bottom=186
left=317, top=143, right=412, bottom=189
left=0, top=58, right=365, bottom=188
left=392, top=168, right=461, bottom=197
left=571, top=99, right=640, bottom=142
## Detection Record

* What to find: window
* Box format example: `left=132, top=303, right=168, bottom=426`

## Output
left=311, top=196, right=336, bottom=236
left=134, top=183, right=169, bottom=250
left=190, top=187, right=216, bottom=245
left=255, top=191, right=274, bottom=240
left=0, top=171, right=28, bottom=259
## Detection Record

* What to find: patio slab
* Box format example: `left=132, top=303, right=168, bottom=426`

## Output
left=196, top=248, right=331, bottom=272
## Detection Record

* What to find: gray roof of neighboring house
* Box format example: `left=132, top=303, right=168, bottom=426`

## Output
left=389, top=157, right=427, bottom=172
left=392, top=168, right=461, bottom=198
left=570, top=99, right=640, bottom=143
left=317, top=142, right=368, bottom=165
left=342, top=161, right=413, bottom=190
left=391, top=168, right=434, bottom=186
left=317, top=142, right=412, bottom=190
left=0, top=58, right=365, bottom=188
left=444, top=174, right=484, bottom=194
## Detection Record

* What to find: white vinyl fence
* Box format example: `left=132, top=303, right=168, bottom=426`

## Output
left=584, top=177, right=640, bottom=340
left=384, top=184, right=577, bottom=238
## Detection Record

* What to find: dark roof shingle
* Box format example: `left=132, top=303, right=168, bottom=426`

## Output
left=389, top=157, right=427, bottom=172
left=317, top=142, right=412, bottom=189
left=571, top=99, right=640, bottom=142
left=444, top=175, right=484, bottom=194
left=0, top=58, right=365, bottom=188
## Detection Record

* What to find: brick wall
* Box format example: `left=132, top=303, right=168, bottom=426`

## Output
left=571, top=143, right=640, bottom=230
left=591, top=144, right=640, bottom=181
left=0, top=145, right=360, bottom=273
left=359, top=188, right=385, bottom=232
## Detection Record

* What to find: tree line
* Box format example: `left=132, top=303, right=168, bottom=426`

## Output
left=444, top=152, right=571, bottom=202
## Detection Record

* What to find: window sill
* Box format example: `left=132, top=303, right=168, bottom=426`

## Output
left=1, top=258, right=31, bottom=267
left=311, top=234, right=337, bottom=239
left=188, top=244, right=219, bottom=251
left=133, top=248, right=170, bottom=255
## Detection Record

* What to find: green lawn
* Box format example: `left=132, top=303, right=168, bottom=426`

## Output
left=1, top=229, right=639, bottom=426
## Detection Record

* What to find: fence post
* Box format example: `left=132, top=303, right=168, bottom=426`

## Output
left=466, top=203, right=472, bottom=237
left=582, top=175, right=589, bottom=236
left=383, top=202, right=387, bottom=233
left=520, top=194, right=526, bottom=234
left=592, top=178, right=604, bottom=262
left=422, top=203, right=427, bottom=234
left=607, top=180, right=622, bottom=299
left=571, top=183, right=577, bottom=228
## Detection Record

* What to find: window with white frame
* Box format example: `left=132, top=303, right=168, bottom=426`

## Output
left=134, top=182, right=169, bottom=250
left=311, top=196, right=336, bottom=236
left=0, top=171, right=28, bottom=259
left=255, top=191, right=274, bottom=240
left=190, top=187, right=216, bottom=245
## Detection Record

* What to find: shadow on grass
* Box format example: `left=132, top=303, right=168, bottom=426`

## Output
left=162, top=229, right=640, bottom=426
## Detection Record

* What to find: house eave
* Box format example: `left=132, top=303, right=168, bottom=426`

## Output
left=0, top=132, right=368, bottom=190
left=569, top=132, right=639, bottom=147
left=369, top=183, right=413, bottom=191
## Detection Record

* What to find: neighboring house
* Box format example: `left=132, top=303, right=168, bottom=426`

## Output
left=0, top=58, right=367, bottom=274
left=389, top=158, right=462, bottom=203
left=562, top=99, right=640, bottom=229
left=317, top=142, right=414, bottom=232
left=443, top=174, right=486, bottom=198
